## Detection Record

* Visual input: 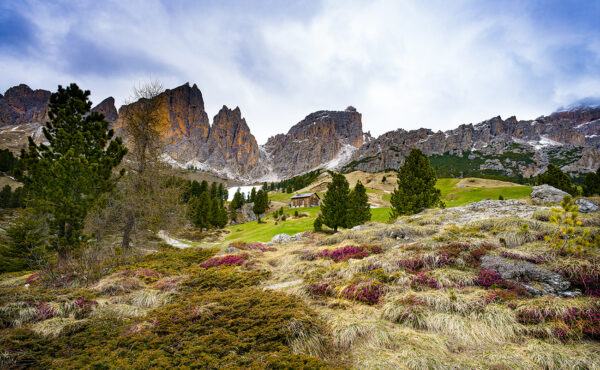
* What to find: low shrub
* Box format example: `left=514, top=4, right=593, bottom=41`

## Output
left=306, top=281, right=333, bottom=297
left=316, top=245, right=382, bottom=263
left=200, top=253, right=249, bottom=268
left=184, top=267, right=270, bottom=291
left=409, top=273, right=439, bottom=290
left=555, top=264, right=600, bottom=297
left=516, top=305, right=600, bottom=340
left=477, top=269, right=530, bottom=297
left=342, top=281, right=384, bottom=305
left=126, top=246, right=218, bottom=274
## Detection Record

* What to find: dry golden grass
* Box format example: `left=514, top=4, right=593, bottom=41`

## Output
left=31, top=317, right=85, bottom=337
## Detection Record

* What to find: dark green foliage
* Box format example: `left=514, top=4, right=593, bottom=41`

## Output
left=390, top=148, right=444, bottom=217
left=125, top=245, right=218, bottom=274
left=253, top=189, right=269, bottom=222
left=321, top=173, right=350, bottom=232
left=250, top=187, right=257, bottom=202
left=20, top=84, right=127, bottom=261
left=347, top=180, right=371, bottom=227
left=294, top=210, right=299, bottom=217
left=499, top=195, right=504, bottom=200
left=0, top=149, right=17, bottom=174
left=537, top=164, right=579, bottom=195
left=0, top=185, right=26, bottom=209
left=582, top=171, right=600, bottom=196
left=271, top=169, right=323, bottom=192
left=0, top=185, right=11, bottom=208
left=313, top=215, right=323, bottom=232
left=0, top=212, right=47, bottom=273
left=382, top=175, right=387, bottom=184
left=185, top=179, right=230, bottom=229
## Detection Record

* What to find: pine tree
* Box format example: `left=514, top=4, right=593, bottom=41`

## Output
left=347, top=180, right=371, bottom=227
left=253, top=189, right=268, bottom=223
left=189, top=192, right=211, bottom=230
left=20, top=83, right=126, bottom=263
left=313, top=214, right=323, bottom=232
left=250, top=187, right=257, bottom=203
left=390, top=149, right=443, bottom=217
left=321, top=173, right=350, bottom=232
left=0, top=185, right=11, bottom=208
left=537, top=164, right=578, bottom=195
left=582, top=171, right=600, bottom=196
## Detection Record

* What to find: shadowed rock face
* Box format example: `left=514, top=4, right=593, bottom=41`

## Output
left=0, top=84, right=51, bottom=127
left=264, top=107, right=364, bottom=178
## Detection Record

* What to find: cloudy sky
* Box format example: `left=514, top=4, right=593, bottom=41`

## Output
left=1, top=0, right=599, bottom=143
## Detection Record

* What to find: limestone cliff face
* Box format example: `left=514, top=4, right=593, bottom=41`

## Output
left=264, top=107, right=364, bottom=178
left=0, top=84, right=50, bottom=127
left=346, top=108, right=600, bottom=176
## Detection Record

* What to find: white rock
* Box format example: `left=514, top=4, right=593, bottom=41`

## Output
left=576, top=198, right=599, bottom=213
left=271, top=233, right=292, bottom=244
left=530, top=185, right=569, bottom=205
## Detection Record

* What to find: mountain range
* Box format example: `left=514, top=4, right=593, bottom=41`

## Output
left=1, top=82, right=599, bottom=183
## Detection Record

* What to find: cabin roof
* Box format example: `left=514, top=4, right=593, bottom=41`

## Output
left=291, top=192, right=319, bottom=199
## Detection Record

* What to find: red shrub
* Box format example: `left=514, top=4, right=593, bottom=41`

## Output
left=410, top=273, right=439, bottom=290
left=317, top=245, right=382, bottom=263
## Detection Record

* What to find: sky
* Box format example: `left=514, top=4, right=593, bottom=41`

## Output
left=1, top=0, right=599, bottom=144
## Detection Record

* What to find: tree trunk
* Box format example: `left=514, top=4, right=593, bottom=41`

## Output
left=122, top=211, right=135, bottom=249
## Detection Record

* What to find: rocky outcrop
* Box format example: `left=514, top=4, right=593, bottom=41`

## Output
left=575, top=198, right=599, bottom=213
left=480, top=255, right=572, bottom=296
left=530, top=185, right=569, bottom=205
left=0, top=84, right=50, bottom=127
left=345, top=108, right=600, bottom=178
left=91, top=97, right=118, bottom=125
left=264, top=107, right=364, bottom=178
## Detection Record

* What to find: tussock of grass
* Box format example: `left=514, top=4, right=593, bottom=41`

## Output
left=31, top=317, right=84, bottom=337
left=129, top=289, right=172, bottom=308
left=91, top=303, right=147, bottom=318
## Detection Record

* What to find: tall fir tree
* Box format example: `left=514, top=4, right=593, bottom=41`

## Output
left=537, top=164, right=578, bottom=195
left=20, top=83, right=126, bottom=263
left=390, top=148, right=443, bottom=217
left=189, top=192, right=211, bottom=230
left=321, top=173, right=350, bottom=232
left=252, top=189, right=269, bottom=223
left=347, top=180, right=371, bottom=227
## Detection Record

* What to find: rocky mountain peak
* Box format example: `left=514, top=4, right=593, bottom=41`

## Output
left=91, top=97, right=118, bottom=125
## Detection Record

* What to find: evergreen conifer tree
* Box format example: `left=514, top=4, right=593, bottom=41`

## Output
left=347, top=180, right=371, bottom=227
left=537, top=164, right=578, bottom=195
left=252, top=189, right=268, bottom=222
left=390, top=148, right=443, bottom=217
left=582, top=171, right=600, bottom=196
left=321, top=173, right=350, bottom=232
left=0, top=185, right=11, bottom=208
left=20, top=83, right=126, bottom=263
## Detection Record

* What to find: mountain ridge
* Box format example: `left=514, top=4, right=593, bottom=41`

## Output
left=1, top=82, right=599, bottom=182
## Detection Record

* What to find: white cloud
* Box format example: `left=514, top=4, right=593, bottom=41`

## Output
left=1, top=0, right=599, bottom=143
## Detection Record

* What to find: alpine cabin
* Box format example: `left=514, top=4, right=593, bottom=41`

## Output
left=290, top=192, right=320, bottom=208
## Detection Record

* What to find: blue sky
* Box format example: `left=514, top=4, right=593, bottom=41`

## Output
left=1, top=0, right=599, bottom=143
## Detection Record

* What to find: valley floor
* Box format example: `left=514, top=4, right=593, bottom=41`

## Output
left=1, top=196, right=599, bottom=368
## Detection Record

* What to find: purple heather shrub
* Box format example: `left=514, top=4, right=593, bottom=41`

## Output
left=69, top=297, right=97, bottom=319
left=246, top=243, right=277, bottom=252
left=317, top=245, right=382, bottom=263
left=517, top=305, right=600, bottom=340
left=409, top=273, right=439, bottom=290
left=306, top=282, right=333, bottom=297
left=477, top=269, right=503, bottom=287
left=25, top=272, right=41, bottom=286
left=343, top=281, right=384, bottom=305
left=200, top=253, right=249, bottom=268
left=154, top=276, right=184, bottom=291
left=555, top=265, right=600, bottom=297
left=35, top=303, right=57, bottom=321
left=396, top=257, right=425, bottom=272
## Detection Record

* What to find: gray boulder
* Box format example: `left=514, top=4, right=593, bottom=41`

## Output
left=575, top=198, right=599, bottom=213
left=530, top=185, right=569, bottom=205
left=271, top=233, right=292, bottom=244
left=480, top=255, right=571, bottom=296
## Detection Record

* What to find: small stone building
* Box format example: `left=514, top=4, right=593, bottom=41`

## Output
left=290, top=193, right=320, bottom=208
